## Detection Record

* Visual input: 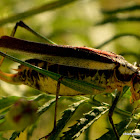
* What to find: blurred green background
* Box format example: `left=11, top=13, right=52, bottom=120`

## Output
left=0, top=0, right=140, bottom=140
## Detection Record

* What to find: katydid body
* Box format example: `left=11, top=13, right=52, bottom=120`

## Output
left=0, top=36, right=139, bottom=101
left=0, top=21, right=140, bottom=140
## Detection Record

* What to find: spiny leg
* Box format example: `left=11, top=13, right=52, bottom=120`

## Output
left=39, top=77, right=63, bottom=140
left=0, top=20, right=56, bottom=75
left=53, top=77, right=63, bottom=130
left=0, top=20, right=56, bottom=69
left=108, top=91, right=122, bottom=140
left=10, top=21, right=56, bottom=44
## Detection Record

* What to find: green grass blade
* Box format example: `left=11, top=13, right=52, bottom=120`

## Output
left=101, top=5, right=140, bottom=14
left=0, top=51, right=104, bottom=94
left=95, top=16, right=140, bottom=25
left=95, top=34, right=140, bottom=49
left=61, top=78, right=105, bottom=94
left=0, top=0, right=77, bottom=26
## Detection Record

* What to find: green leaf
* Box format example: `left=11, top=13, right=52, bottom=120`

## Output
left=0, top=0, right=77, bottom=26
left=37, top=97, right=56, bottom=116
left=0, top=115, right=5, bottom=124
left=27, top=122, right=38, bottom=140
left=48, top=99, right=86, bottom=140
left=5, top=97, right=55, bottom=139
left=130, top=114, right=140, bottom=140
left=9, top=131, right=20, bottom=140
left=61, top=105, right=109, bottom=140
left=119, top=86, right=130, bottom=99
left=61, top=77, right=105, bottom=94
left=0, top=96, right=20, bottom=110
left=27, top=93, right=46, bottom=101
left=101, top=5, right=140, bottom=14
left=95, top=16, right=140, bottom=25
left=95, top=34, right=140, bottom=49
left=0, top=51, right=104, bottom=94
left=97, top=118, right=131, bottom=140
left=0, top=133, right=8, bottom=140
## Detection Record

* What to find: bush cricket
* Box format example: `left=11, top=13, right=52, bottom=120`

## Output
left=0, top=21, right=140, bottom=139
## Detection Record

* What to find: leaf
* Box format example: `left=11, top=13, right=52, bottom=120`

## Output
left=97, top=118, right=131, bottom=140
left=0, top=96, right=20, bottom=110
left=0, top=0, right=77, bottom=26
left=95, top=16, right=140, bottom=25
left=48, top=99, right=86, bottom=140
left=0, top=114, right=5, bottom=124
left=101, top=5, right=140, bottom=14
left=0, top=98, right=38, bottom=131
left=4, top=97, right=55, bottom=139
left=27, top=93, right=46, bottom=102
left=0, top=133, right=8, bottom=140
left=27, top=122, right=38, bottom=140
left=37, top=97, right=56, bottom=116
left=95, top=34, right=140, bottom=49
left=61, top=77, right=105, bottom=94
left=0, top=51, right=104, bottom=94
left=122, top=86, right=130, bottom=96
left=61, top=105, right=109, bottom=140
left=9, top=131, right=20, bottom=140
left=129, top=115, right=140, bottom=140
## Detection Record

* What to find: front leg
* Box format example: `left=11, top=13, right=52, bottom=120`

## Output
left=108, top=91, right=122, bottom=140
left=39, top=76, right=63, bottom=140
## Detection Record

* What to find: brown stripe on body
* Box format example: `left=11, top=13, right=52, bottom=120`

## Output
left=115, top=68, right=133, bottom=82
left=115, top=61, right=138, bottom=82
left=24, top=59, right=114, bottom=81
left=0, top=36, right=121, bottom=63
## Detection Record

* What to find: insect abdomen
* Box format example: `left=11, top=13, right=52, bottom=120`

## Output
left=16, top=59, right=134, bottom=96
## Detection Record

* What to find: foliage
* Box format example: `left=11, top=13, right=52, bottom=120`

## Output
left=0, top=0, right=140, bottom=140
